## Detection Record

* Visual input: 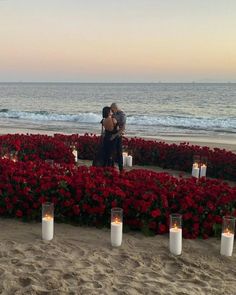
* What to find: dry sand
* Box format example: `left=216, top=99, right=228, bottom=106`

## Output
left=137, top=134, right=236, bottom=153
left=0, top=219, right=235, bottom=295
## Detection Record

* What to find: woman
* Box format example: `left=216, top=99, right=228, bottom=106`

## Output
left=101, top=106, right=118, bottom=167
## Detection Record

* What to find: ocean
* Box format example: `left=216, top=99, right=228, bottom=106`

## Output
left=0, top=82, right=236, bottom=143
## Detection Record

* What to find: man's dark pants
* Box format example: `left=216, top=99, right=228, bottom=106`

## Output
left=115, top=136, right=123, bottom=171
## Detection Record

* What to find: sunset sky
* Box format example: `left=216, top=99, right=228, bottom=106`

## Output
left=0, top=0, right=236, bottom=82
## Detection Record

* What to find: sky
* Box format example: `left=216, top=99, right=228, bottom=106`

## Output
left=0, top=0, right=236, bottom=82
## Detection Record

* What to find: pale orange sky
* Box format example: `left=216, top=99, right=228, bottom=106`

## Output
left=0, top=0, right=236, bottom=82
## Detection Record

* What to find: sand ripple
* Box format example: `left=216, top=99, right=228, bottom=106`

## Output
left=0, top=219, right=235, bottom=294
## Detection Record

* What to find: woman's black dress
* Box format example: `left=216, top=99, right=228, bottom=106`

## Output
left=103, top=125, right=118, bottom=167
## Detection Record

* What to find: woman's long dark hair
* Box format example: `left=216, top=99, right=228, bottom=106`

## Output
left=102, top=106, right=111, bottom=118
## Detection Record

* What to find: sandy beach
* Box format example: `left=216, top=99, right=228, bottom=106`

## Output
left=0, top=219, right=235, bottom=295
left=137, top=133, right=236, bottom=153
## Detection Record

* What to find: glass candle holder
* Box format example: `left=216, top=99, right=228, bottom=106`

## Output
left=192, top=155, right=200, bottom=178
left=122, top=152, right=128, bottom=167
left=169, top=214, right=182, bottom=255
left=193, top=155, right=200, bottom=164
left=200, top=156, right=208, bottom=177
left=72, top=148, right=78, bottom=162
left=126, top=155, right=133, bottom=167
left=42, top=202, right=54, bottom=241
left=200, top=163, right=207, bottom=177
left=111, top=208, right=123, bottom=247
left=192, top=162, right=199, bottom=178
left=220, top=216, right=235, bottom=256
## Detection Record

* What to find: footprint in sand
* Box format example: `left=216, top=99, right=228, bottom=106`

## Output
left=116, top=275, right=138, bottom=284
left=163, top=261, right=182, bottom=276
left=77, top=261, right=92, bottom=268
left=75, top=247, right=86, bottom=256
left=93, top=273, right=109, bottom=281
left=62, top=271, right=81, bottom=283
left=28, top=249, right=44, bottom=256
left=19, top=277, right=32, bottom=287
left=92, top=281, right=103, bottom=289
left=11, top=258, right=19, bottom=265
left=112, top=284, right=141, bottom=295
left=15, top=262, right=36, bottom=272
left=142, top=271, right=160, bottom=280
left=80, top=281, right=103, bottom=289
left=111, top=255, right=141, bottom=269
left=44, top=277, right=63, bottom=290
left=10, top=249, right=25, bottom=256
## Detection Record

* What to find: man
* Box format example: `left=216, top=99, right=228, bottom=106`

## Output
left=110, top=103, right=126, bottom=172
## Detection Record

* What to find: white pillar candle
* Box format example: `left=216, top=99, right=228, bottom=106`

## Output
left=42, top=215, right=54, bottom=241
left=220, top=232, right=234, bottom=256
left=122, top=152, right=128, bottom=167
left=126, top=155, right=133, bottom=167
left=72, top=150, right=78, bottom=162
left=200, top=164, right=207, bottom=177
left=111, top=220, right=123, bottom=247
left=169, top=227, right=182, bottom=255
left=192, top=163, right=199, bottom=178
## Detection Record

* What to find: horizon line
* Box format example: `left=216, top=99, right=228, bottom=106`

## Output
left=0, top=81, right=235, bottom=84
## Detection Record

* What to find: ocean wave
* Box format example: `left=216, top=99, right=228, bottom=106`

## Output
left=0, top=109, right=235, bottom=132
left=127, top=115, right=236, bottom=131
left=0, top=109, right=101, bottom=123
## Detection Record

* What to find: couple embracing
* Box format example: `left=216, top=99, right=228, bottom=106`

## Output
left=101, top=103, right=126, bottom=172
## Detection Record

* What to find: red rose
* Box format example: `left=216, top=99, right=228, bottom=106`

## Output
left=148, top=221, right=157, bottom=230
left=214, top=216, right=222, bottom=224
left=73, top=205, right=80, bottom=215
left=159, top=224, right=167, bottom=234
left=151, top=209, right=161, bottom=218
left=16, top=210, right=23, bottom=218
left=111, top=201, right=117, bottom=208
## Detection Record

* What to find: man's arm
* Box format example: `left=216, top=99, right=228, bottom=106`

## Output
left=118, top=111, right=126, bottom=135
left=110, top=111, right=126, bottom=140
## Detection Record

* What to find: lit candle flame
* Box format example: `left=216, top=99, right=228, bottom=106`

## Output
left=43, top=214, right=53, bottom=221
left=224, top=228, right=232, bottom=236
left=114, top=217, right=121, bottom=224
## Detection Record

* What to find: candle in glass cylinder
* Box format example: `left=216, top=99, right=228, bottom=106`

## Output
left=42, top=203, right=54, bottom=241
left=200, top=164, right=207, bottom=177
left=111, top=208, right=123, bottom=247
left=122, top=152, right=128, bottom=167
left=169, top=214, right=182, bottom=255
left=126, top=155, right=133, bottom=167
left=192, top=163, right=199, bottom=178
left=72, top=149, right=78, bottom=162
left=220, top=216, right=235, bottom=256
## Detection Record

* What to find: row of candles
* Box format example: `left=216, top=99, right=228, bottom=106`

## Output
left=1, top=153, right=18, bottom=162
left=42, top=203, right=235, bottom=256
left=72, top=149, right=133, bottom=168
left=191, top=155, right=208, bottom=178
left=192, top=162, right=207, bottom=178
